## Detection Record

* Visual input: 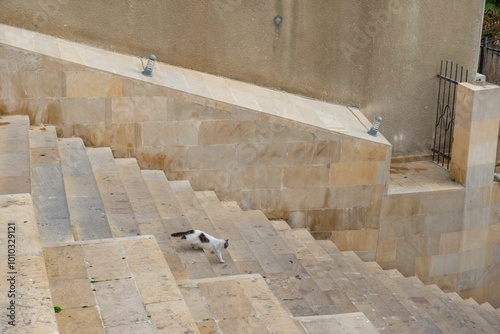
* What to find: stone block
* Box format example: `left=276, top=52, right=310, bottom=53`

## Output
left=146, top=300, right=200, bottom=334
left=340, top=139, right=389, bottom=162
left=187, top=144, right=235, bottom=169
left=65, top=71, right=122, bottom=98
left=425, top=253, right=459, bottom=277
left=465, top=162, right=497, bottom=188
left=94, top=278, right=148, bottom=328
left=377, top=239, right=397, bottom=262
left=331, top=229, right=378, bottom=251
left=379, top=215, right=425, bottom=240
left=419, top=189, right=465, bottom=215
left=487, top=223, right=500, bottom=244
left=8, top=71, right=38, bottom=98
left=279, top=187, right=329, bottom=211
left=230, top=166, right=282, bottom=190
left=307, top=207, right=367, bottom=232
left=134, top=270, right=183, bottom=304
left=60, top=98, right=106, bottom=125
left=112, top=96, right=167, bottom=123
left=329, top=161, right=379, bottom=186
left=423, top=211, right=464, bottom=235
left=439, top=231, right=462, bottom=254
left=199, top=119, right=256, bottom=145
left=255, top=120, right=315, bottom=143
left=459, top=248, right=490, bottom=273
left=328, top=184, right=384, bottom=209
left=141, top=122, right=176, bottom=147
left=283, top=165, right=329, bottom=188
left=380, top=193, right=421, bottom=218
left=82, top=243, right=131, bottom=281
left=37, top=71, right=63, bottom=98
left=121, top=238, right=167, bottom=272
left=106, top=323, right=156, bottom=334
left=44, top=246, right=88, bottom=280
left=460, top=227, right=488, bottom=252
left=49, top=279, right=96, bottom=309
left=470, top=119, right=500, bottom=145
left=55, top=307, right=105, bottom=334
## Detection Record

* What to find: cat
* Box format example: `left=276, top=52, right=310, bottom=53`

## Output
left=171, top=230, right=229, bottom=263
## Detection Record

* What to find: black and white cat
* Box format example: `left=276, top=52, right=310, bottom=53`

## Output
left=171, top=230, right=229, bottom=263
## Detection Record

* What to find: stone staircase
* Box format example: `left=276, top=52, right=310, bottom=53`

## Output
left=1, top=115, right=500, bottom=333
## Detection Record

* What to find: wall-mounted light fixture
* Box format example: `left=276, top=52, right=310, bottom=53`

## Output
left=141, top=54, right=156, bottom=77
left=368, top=116, right=382, bottom=136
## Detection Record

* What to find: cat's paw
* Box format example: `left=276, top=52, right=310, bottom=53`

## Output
left=219, top=260, right=225, bottom=263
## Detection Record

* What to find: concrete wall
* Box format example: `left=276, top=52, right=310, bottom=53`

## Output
left=0, top=0, right=484, bottom=157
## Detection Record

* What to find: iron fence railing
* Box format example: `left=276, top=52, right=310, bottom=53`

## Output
left=432, top=61, right=468, bottom=169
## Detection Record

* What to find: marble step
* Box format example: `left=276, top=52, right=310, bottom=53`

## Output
left=195, top=193, right=258, bottom=275
left=271, top=223, right=357, bottom=315
left=141, top=170, right=215, bottom=280
left=342, top=251, right=445, bottom=334
left=443, top=291, right=499, bottom=334
left=58, top=138, right=112, bottom=241
left=294, top=313, right=380, bottom=334
left=0, top=115, right=30, bottom=194
left=87, top=147, right=140, bottom=237
left=178, top=274, right=304, bottom=334
left=463, top=298, right=500, bottom=331
left=316, top=239, right=410, bottom=334
left=44, top=235, right=199, bottom=334
left=249, top=213, right=338, bottom=317
left=114, top=159, right=187, bottom=280
left=364, top=262, right=467, bottom=334
left=171, top=183, right=239, bottom=277
left=0, top=194, right=59, bottom=333
left=480, top=302, right=500, bottom=327
left=30, top=125, right=73, bottom=244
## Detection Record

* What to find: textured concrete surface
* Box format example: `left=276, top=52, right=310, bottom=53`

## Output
left=0, top=1, right=484, bottom=156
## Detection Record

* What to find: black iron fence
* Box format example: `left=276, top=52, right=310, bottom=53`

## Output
left=432, top=61, right=468, bottom=169
left=479, top=37, right=500, bottom=85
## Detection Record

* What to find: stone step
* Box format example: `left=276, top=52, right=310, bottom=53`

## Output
left=178, top=274, right=304, bottom=334
left=220, top=201, right=267, bottom=276
left=342, top=252, right=463, bottom=333
left=364, top=262, right=467, bottom=334
left=195, top=192, right=257, bottom=275
left=317, top=239, right=412, bottom=334
left=249, top=214, right=338, bottom=317
left=463, top=298, right=500, bottom=331
left=114, top=159, right=187, bottom=280
left=0, top=115, right=30, bottom=195
left=44, top=235, right=200, bottom=334
left=58, top=138, right=112, bottom=241
left=0, top=194, right=59, bottom=333
left=294, top=313, right=380, bottom=334
left=480, top=302, right=500, bottom=326
left=141, top=170, right=215, bottom=280
left=442, top=291, right=499, bottom=334
left=30, top=125, right=73, bottom=245
left=220, top=205, right=315, bottom=317
left=171, top=184, right=239, bottom=277
left=270, top=222, right=360, bottom=318
left=87, top=147, right=140, bottom=237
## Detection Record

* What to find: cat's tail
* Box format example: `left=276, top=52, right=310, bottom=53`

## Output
left=171, top=230, right=195, bottom=237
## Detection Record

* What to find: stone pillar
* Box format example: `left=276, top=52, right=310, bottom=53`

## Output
left=450, top=83, right=500, bottom=188
left=449, top=82, right=500, bottom=303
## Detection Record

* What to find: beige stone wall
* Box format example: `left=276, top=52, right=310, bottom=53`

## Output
left=0, top=0, right=484, bottom=157
left=378, top=82, right=500, bottom=306
left=0, top=44, right=390, bottom=258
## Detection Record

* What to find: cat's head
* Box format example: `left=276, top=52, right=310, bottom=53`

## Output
left=224, top=239, right=229, bottom=249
